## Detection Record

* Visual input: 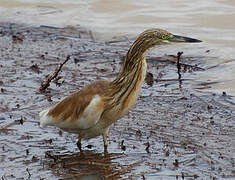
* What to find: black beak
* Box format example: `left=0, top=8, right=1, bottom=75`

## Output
left=169, top=34, right=202, bottom=43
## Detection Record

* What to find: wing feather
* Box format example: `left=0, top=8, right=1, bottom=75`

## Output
left=39, top=80, right=109, bottom=131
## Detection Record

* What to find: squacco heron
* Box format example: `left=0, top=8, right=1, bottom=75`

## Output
left=39, top=28, right=201, bottom=152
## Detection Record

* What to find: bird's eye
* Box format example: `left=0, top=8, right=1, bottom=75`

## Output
left=161, top=35, right=167, bottom=39
left=162, top=34, right=173, bottom=40
left=161, top=34, right=169, bottom=40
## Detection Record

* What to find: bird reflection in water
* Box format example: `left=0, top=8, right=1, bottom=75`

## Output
left=43, top=150, right=140, bottom=179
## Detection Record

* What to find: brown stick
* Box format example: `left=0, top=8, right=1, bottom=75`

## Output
left=40, top=55, right=70, bottom=91
left=0, top=118, right=24, bottom=130
left=177, top=52, right=183, bottom=76
left=177, top=52, right=183, bottom=88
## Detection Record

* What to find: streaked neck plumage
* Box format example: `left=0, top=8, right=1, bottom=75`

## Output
left=107, top=33, right=157, bottom=109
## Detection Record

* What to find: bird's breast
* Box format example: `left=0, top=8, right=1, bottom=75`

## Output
left=120, top=60, right=147, bottom=116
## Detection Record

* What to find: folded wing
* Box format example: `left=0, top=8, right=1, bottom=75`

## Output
left=39, top=81, right=108, bottom=131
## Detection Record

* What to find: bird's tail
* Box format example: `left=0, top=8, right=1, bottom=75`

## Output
left=39, top=109, right=53, bottom=127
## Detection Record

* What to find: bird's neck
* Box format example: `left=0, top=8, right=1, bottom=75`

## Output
left=107, top=41, right=149, bottom=110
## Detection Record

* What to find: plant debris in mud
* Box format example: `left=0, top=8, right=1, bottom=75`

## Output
left=39, top=55, right=70, bottom=91
left=29, top=64, right=41, bottom=74
left=0, top=23, right=234, bottom=180
left=12, top=32, right=25, bottom=43
left=0, top=118, right=24, bottom=132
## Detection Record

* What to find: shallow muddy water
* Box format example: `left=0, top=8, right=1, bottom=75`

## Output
left=0, top=0, right=235, bottom=95
left=0, top=23, right=234, bottom=180
left=0, top=1, right=235, bottom=180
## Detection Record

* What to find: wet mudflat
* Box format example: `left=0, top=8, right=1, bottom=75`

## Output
left=0, top=23, right=234, bottom=180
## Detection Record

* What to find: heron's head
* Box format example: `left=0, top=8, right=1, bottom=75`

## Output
left=137, top=28, right=201, bottom=47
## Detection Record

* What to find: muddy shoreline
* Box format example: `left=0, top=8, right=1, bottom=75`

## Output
left=0, top=23, right=234, bottom=180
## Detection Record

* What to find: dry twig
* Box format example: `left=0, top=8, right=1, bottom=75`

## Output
left=0, top=118, right=24, bottom=131
left=40, top=55, right=70, bottom=91
left=177, top=52, right=183, bottom=88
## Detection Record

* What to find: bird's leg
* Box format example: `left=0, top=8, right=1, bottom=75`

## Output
left=76, top=137, right=82, bottom=152
left=103, top=127, right=109, bottom=153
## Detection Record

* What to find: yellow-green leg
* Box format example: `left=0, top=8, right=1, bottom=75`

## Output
left=103, top=127, right=109, bottom=153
